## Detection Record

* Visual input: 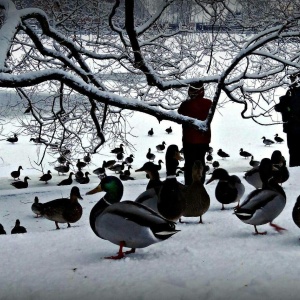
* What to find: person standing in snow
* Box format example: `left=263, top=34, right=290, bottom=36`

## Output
left=275, top=74, right=300, bottom=167
left=178, top=82, right=212, bottom=184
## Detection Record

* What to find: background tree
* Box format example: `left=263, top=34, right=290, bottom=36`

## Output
left=0, top=0, right=300, bottom=165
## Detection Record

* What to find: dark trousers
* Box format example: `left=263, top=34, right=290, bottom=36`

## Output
left=287, top=131, right=300, bottom=167
left=182, top=142, right=209, bottom=185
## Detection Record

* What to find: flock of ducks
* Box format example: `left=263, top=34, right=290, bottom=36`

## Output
left=2, top=130, right=300, bottom=260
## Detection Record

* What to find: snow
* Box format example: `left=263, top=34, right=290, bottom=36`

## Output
left=0, top=100, right=299, bottom=300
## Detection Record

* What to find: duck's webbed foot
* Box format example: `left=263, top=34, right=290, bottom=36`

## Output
left=269, top=222, right=287, bottom=233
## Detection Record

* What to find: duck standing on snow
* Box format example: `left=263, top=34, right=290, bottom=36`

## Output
left=156, top=141, right=166, bottom=152
left=11, top=176, right=30, bottom=189
left=262, top=136, right=274, bottom=146
left=148, top=128, right=154, bottom=136
left=11, top=219, right=27, bottom=234
left=274, top=134, right=284, bottom=143
left=75, top=172, right=90, bottom=184
left=146, top=148, right=156, bottom=162
left=206, top=168, right=245, bottom=210
left=135, top=162, right=163, bottom=190
left=125, top=154, right=134, bottom=165
left=244, top=165, right=262, bottom=189
left=217, top=149, right=230, bottom=159
left=111, top=144, right=124, bottom=154
left=39, top=170, right=52, bottom=184
left=11, top=166, right=23, bottom=180
left=180, top=160, right=210, bottom=224
left=54, top=161, right=71, bottom=175
left=270, top=150, right=289, bottom=185
left=41, top=186, right=83, bottom=230
left=239, top=148, right=252, bottom=159
left=234, top=158, right=287, bottom=235
left=83, top=153, right=91, bottom=164
left=57, top=172, right=74, bottom=186
left=31, top=196, right=44, bottom=218
left=165, top=126, right=172, bottom=134
left=86, top=176, right=179, bottom=259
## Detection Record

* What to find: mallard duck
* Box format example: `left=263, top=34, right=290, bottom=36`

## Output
left=165, top=126, right=172, bottom=134
left=111, top=144, right=124, bottom=154
left=11, top=219, right=27, bottom=234
left=11, top=176, right=30, bottom=189
left=292, top=196, right=300, bottom=233
left=86, top=176, right=179, bottom=259
left=240, top=148, right=252, bottom=159
left=108, top=161, right=126, bottom=173
left=7, top=133, right=18, bottom=143
left=29, top=137, right=48, bottom=144
left=250, top=156, right=260, bottom=167
left=206, top=168, right=245, bottom=210
left=54, top=161, right=70, bottom=175
left=156, top=141, right=166, bottom=152
left=57, top=172, right=74, bottom=186
left=76, top=159, right=86, bottom=170
left=31, top=196, right=43, bottom=218
left=41, top=186, right=83, bottom=229
left=75, top=171, right=90, bottom=184
left=244, top=166, right=262, bottom=189
left=57, top=155, right=67, bottom=165
left=75, top=169, right=84, bottom=180
left=234, top=158, right=287, bottom=235
left=0, top=224, right=6, bottom=235
left=217, top=149, right=230, bottom=159
left=262, top=136, right=274, bottom=146
left=146, top=148, right=155, bottom=162
left=148, top=128, right=154, bottom=136
left=119, top=171, right=135, bottom=181
left=116, top=151, right=124, bottom=161
left=135, top=162, right=162, bottom=190
left=83, top=153, right=91, bottom=164
left=11, top=166, right=23, bottom=180
left=157, top=144, right=186, bottom=221
left=39, top=170, right=52, bottom=184
left=274, top=134, right=284, bottom=143
left=124, top=154, right=134, bottom=165
left=271, top=151, right=289, bottom=185
left=179, top=160, right=210, bottom=224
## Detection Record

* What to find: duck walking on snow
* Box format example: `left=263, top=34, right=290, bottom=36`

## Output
left=146, top=148, right=156, bottom=162
left=11, top=166, right=23, bottom=180
left=7, top=133, right=18, bottom=143
left=41, top=186, right=83, bottom=230
left=57, top=172, right=74, bottom=186
left=274, top=134, right=284, bottom=143
left=39, top=170, right=52, bottom=184
left=86, top=176, right=179, bottom=259
left=156, top=141, right=166, bottom=152
left=234, top=158, right=287, bottom=235
left=217, top=149, right=230, bottom=159
left=262, top=136, right=274, bottom=146
left=240, top=148, right=252, bottom=159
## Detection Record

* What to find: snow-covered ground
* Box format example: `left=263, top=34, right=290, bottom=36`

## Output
left=0, top=97, right=299, bottom=300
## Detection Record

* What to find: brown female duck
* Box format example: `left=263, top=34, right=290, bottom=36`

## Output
left=180, top=160, right=210, bottom=224
left=41, top=186, right=83, bottom=229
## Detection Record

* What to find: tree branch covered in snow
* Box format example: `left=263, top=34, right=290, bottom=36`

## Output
left=0, top=0, right=300, bottom=161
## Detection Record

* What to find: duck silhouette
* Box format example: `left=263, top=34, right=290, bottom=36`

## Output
left=11, top=176, right=30, bottom=189
left=83, top=153, right=91, bottom=164
left=217, top=149, right=230, bottom=159
left=7, top=133, right=18, bottom=143
left=86, top=176, right=179, bottom=259
left=165, top=126, right=172, bottom=134
left=111, top=144, right=124, bottom=154
left=0, top=224, right=6, bottom=235
left=11, top=219, right=27, bottom=234
left=239, top=148, right=252, bottom=159
left=39, top=170, right=52, bottom=184
left=156, top=141, right=166, bottom=152
left=274, top=134, right=284, bottom=143
left=57, top=172, right=74, bottom=186
left=41, top=186, right=83, bottom=230
left=11, top=166, right=23, bottom=180
left=146, top=148, right=156, bottom=161
left=75, top=172, right=90, bottom=184
left=54, top=161, right=71, bottom=175
left=262, top=136, right=274, bottom=146
left=148, top=128, right=154, bottom=136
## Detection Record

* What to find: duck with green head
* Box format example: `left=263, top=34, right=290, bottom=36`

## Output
left=86, top=176, right=179, bottom=260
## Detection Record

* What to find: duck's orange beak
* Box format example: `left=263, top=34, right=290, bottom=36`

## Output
left=86, top=184, right=103, bottom=195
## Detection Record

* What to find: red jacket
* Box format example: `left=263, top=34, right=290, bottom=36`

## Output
left=178, top=93, right=212, bottom=144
